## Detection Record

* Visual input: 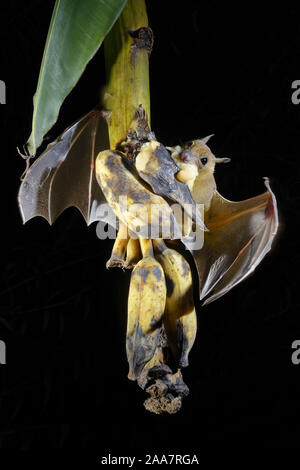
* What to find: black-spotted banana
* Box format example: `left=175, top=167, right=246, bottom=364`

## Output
left=106, top=222, right=129, bottom=268
left=95, top=150, right=180, bottom=240
left=106, top=226, right=142, bottom=269
left=154, top=239, right=197, bottom=368
left=126, top=238, right=166, bottom=380
left=135, top=141, right=206, bottom=230
left=125, top=237, right=142, bottom=269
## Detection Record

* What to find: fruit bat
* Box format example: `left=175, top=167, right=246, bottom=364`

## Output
left=18, top=111, right=278, bottom=304
left=169, top=138, right=278, bottom=304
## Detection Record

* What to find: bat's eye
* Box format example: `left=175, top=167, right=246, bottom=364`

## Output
left=186, top=141, right=193, bottom=148
left=200, top=157, right=208, bottom=165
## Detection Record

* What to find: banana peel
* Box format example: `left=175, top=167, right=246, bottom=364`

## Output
left=126, top=239, right=166, bottom=380
left=154, top=239, right=197, bottom=368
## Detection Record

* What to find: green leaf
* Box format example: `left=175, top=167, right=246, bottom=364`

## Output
left=26, top=0, right=127, bottom=156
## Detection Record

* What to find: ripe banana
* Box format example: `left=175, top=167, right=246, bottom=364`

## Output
left=95, top=150, right=180, bottom=240
left=106, top=222, right=129, bottom=268
left=126, top=238, right=166, bottom=380
left=125, top=237, right=142, bottom=269
left=154, top=239, right=197, bottom=368
left=135, top=141, right=206, bottom=230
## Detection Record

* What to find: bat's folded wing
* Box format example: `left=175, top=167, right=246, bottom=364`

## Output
left=18, top=110, right=109, bottom=225
left=192, top=178, right=279, bottom=304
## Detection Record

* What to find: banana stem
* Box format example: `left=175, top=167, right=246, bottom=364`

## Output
left=103, top=0, right=151, bottom=149
left=139, top=238, right=153, bottom=258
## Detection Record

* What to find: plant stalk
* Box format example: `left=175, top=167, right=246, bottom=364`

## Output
left=103, top=0, right=152, bottom=149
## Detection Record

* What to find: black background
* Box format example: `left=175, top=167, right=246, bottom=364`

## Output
left=0, top=0, right=299, bottom=456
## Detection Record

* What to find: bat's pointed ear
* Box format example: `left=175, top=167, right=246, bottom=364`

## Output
left=201, top=134, right=214, bottom=144
left=215, top=157, right=231, bottom=163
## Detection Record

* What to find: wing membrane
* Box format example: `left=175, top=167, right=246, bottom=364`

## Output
left=191, top=179, right=278, bottom=304
left=18, top=110, right=109, bottom=225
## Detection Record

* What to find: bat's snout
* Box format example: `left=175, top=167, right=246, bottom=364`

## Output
left=179, top=149, right=198, bottom=163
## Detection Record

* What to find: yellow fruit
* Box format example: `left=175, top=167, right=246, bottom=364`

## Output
left=95, top=150, right=180, bottom=240
left=154, top=239, right=197, bottom=367
left=106, top=223, right=129, bottom=268
left=126, top=239, right=166, bottom=380
left=125, top=237, right=142, bottom=269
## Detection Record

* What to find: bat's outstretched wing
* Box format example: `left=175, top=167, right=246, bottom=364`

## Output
left=18, top=109, right=109, bottom=225
left=191, top=178, right=279, bottom=304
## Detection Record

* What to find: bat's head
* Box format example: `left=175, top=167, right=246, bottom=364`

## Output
left=180, top=138, right=231, bottom=175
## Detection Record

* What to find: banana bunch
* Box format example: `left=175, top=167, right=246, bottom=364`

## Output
left=95, top=139, right=199, bottom=412
left=96, top=149, right=180, bottom=246
left=126, top=237, right=197, bottom=379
